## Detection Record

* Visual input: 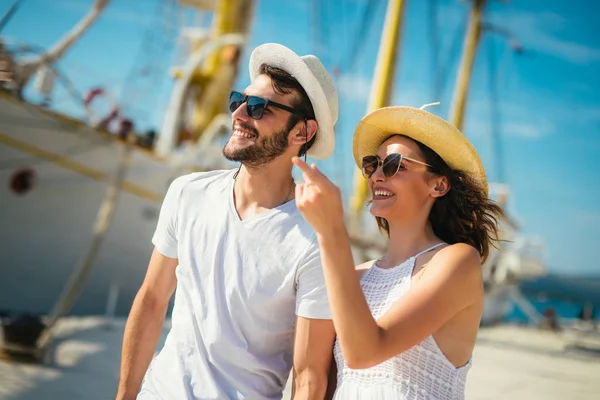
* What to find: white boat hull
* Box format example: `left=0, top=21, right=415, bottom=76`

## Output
left=0, top=95, right=182, bottom=316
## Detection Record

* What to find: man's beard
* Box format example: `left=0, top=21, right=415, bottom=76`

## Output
left=223, top=121, right=291, bottom=167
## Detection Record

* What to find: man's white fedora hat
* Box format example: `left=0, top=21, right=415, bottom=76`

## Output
left=249, top=43, right=338, bottom=159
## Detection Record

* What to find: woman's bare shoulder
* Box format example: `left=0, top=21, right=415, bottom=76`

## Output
left=427, top=242, right=482, bottom=286
left=435, top=243, right=481, bottom=267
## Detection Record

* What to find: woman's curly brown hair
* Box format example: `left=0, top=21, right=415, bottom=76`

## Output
left=374, top=135, right=505, bottom=263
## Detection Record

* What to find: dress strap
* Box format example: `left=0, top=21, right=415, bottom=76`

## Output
left=413, top=242, right=446, bottom=259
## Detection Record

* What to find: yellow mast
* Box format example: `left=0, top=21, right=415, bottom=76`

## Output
left=349, top=0, right=489, bottom=238
left=349, top=0, right=406, bottom=232
left=449, top=0, right=486, bottom=130
left=173, top=0, right=255, bottom=145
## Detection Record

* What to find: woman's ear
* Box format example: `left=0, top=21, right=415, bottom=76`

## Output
left=430, top=176, right=450, bottom=198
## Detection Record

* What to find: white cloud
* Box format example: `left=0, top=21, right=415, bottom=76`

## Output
left=503, top=119, right=555, bottom=139
left=465, top=99, right=556, bottom=140
left=501, top=123, right=543, bottom=139
left=567, top=81, right=595, bottom=95
left=495, top=10, right=600, bottom=64
left=577, top=106, right=600, bottom=123
left=393, top=87, right=437, bottom=109
left=336, top=74, right=372, bottom=102
left=573, top=210, right=600, bottom=227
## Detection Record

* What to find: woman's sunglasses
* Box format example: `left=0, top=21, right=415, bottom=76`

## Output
left=228, top=91, right=307, bottom=120
left=361, top=153, right=435, bottom=179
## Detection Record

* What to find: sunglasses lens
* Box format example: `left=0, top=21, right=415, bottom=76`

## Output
left=246, top=96, right=267, bottom=119
left=382, top=154, right=402, bottom=177
left=361, top=156, right=379, bottom=178
left=229, top=91, right=244, bottom=113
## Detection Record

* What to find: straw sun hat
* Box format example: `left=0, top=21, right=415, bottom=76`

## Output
left=352, top=104, right=488, bottom=195
left=249, top=43, right=338, bottom=159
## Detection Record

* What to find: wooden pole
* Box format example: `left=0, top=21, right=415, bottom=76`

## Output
left=36, top=124, right=137, bottom=351
left=348, top=0, right=406, bottom=242
left=0, top=0, right=20, bottom=33
left=449, top=0, right=486, bottom=131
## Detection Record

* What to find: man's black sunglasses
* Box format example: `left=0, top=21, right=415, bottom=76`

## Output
left=228, top=91, right=308, bottom=120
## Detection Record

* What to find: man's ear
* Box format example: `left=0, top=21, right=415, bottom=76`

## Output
left=289, top=119, right=318, bottom=146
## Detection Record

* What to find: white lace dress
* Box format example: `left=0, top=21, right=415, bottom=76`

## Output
left=333, top=243, right=472, bottom=400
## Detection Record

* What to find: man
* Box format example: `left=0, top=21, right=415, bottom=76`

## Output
left=116, top=43, right=339, bottom=400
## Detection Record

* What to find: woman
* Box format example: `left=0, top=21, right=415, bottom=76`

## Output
left=292, top=105, right=503, bottom=399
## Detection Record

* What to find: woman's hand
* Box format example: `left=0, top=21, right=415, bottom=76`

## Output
left=292, top=156, right=346, bottom=237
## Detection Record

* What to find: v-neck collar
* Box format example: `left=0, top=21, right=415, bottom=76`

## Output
left=227, top=174, right=296, bottom=224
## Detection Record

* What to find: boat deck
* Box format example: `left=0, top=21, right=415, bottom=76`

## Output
left=1, top=317, right=598, bottom=399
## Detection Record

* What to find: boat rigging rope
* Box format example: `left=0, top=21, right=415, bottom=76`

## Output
left=486, top=33, right=505, bottom=184
left=428, top=0, right=440, bottom=101
left=116, top=0, right=180, bottom=126
left=344, top=0, right=383, bottom=73
left=433, top=3, right=468, bottom=104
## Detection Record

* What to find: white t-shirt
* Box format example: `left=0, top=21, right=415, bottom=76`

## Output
left=138, top=169, right=332, bottom=400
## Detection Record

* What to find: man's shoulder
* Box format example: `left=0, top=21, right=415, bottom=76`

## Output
left=172, top=168, right=236, bottom=195
left=280, top=204, right=319, bottom=242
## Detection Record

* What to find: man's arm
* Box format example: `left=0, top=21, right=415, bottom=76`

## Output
left=116, top=248, right=178, bottom=400
left=291, top=316, right=336, bottom=400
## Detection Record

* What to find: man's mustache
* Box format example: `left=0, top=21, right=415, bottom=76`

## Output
left=233, top=122, right=259, bottom=136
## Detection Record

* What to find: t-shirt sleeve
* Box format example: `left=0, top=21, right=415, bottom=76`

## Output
left=295, top=241, right=332, bottom=320
left=151, top=176, right=187, bottom=259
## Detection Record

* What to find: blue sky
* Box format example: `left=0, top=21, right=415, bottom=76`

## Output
left=3, top=0, right=599, bottom=276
